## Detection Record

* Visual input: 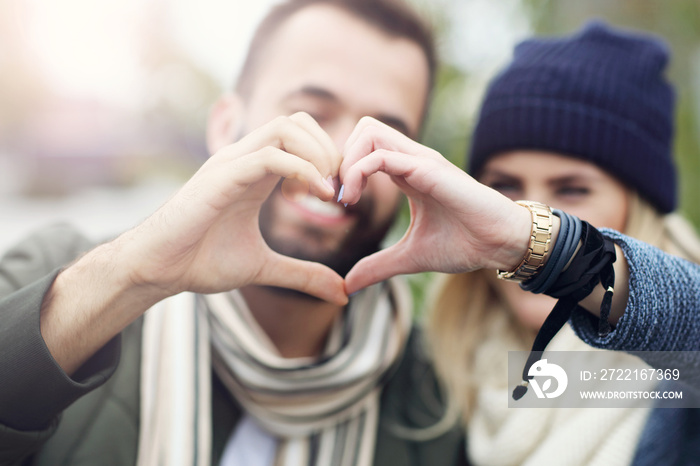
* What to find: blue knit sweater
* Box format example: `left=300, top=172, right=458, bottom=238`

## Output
left=569, top=230, right=700, bottom=466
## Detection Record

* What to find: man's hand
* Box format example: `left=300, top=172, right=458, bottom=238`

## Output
left=41, top=112, right=347, bottom=375
left=120, top=112, right=345, bottom=302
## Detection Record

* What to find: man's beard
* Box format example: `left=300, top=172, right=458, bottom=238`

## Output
left=258, top=183, right=397, bottom=300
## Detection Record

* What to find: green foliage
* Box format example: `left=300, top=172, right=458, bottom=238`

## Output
left=422, top=62, right=473, bottom=168
left=676, top=98, right=700, bottom=229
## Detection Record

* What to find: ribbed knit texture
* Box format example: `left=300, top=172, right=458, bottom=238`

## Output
left=570, top=229, right=700, bottom=465
left=570, top=229, right=700, bottom=384
left=468, top=21, right=677, bottom=213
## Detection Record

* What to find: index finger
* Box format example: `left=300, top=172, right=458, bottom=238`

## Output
left=340, top=117, right=429, bottom=180
left=289, top=112, right=342, bottom=178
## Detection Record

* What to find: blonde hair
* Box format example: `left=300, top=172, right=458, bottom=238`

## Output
left=425, top=192, right=700, bottom=422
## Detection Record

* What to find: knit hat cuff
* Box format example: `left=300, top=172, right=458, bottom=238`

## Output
left=469, top=98, right=677, bottom=213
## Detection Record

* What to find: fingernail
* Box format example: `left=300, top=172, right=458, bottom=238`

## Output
left=337, top=184, right=345, bottom=203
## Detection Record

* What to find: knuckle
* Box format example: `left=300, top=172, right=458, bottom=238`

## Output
left=290, top=111, right=313, bottom=124
left=269, top=115, right=293, bottom=136
left=270, top=117, right=299, bottom=146
left=256, top=145, right=278, bottom=159
left=271, top=114, right=290, bottom=126
left=358, top=120, right=381, bottom=139
left=358, top=115, right=377, bottom=126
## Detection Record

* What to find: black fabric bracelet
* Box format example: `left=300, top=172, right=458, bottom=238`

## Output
left=512, top=220, right=617, bottom=400
left=521, top=210, right=582, bottom=294
left=557, top=210, right=583, bottom=275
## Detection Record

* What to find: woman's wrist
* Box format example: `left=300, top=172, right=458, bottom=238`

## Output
left=497, top=201, right=559, bottom=282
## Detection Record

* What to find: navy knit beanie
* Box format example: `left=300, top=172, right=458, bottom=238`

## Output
left=468, top=21, right=677, bottom=213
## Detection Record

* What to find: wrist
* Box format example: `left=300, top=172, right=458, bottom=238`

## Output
left=497, top=200, right=555, bottom=282
left=110, top=227, right=185, bottom=300
left=41, top=241, right=165, bottom=375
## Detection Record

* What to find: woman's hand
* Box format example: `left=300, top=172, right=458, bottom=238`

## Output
left=340, top=117, right=532, bottom=295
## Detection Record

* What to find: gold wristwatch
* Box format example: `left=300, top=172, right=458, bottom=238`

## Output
left=497, top=200, right=553, bottom=282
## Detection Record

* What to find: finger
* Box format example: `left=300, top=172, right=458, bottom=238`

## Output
left=258, top=254, right=348, bottom=306
left=340, top=116, right=430, bottom=179
left=339, top=149, right=423, bottom=205
left=344, top=244, right=421, bottom=296
left=212, top=115, right=337, bottom=179
left=340, top=117, right=390, bottom=179
left=288, top=112, right=342, bottom=177
left=210, top=146, right=336, bottom=202
left=263, top=116, right=336, bottom=180
left=343, top=145, right=468, bottom=208
left=260, top=115, right=338, bottom=178
left=342, top=116, right=390, bottom=163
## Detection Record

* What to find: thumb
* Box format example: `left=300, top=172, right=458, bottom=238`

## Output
left=344, top=244, right=418, bottom=296
left=258, top=254, right=348, bottom=305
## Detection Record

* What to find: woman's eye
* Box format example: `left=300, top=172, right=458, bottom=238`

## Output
left=556, top=186, right=590, bottom=197
left=488, top=181, right=520, bottom=196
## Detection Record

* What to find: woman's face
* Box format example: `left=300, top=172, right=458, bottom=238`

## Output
left=478, top=150, right=630, bottom=331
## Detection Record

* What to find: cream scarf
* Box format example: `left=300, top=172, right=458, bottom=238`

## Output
left=468, top=319, right=655, bottom=466
left=136, top=279, right=412, bottom=466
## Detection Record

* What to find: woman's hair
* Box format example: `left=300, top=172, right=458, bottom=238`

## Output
left=425, top=191, right=700, bottom=422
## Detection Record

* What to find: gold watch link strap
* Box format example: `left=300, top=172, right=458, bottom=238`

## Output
left=497, top=200, right=553, bottom=282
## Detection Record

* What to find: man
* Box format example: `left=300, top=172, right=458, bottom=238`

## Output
left=0, top=0, right=465, bottom=465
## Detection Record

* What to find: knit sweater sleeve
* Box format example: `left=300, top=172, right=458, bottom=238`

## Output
left=0, top=224, right=121, bottom=464
left=569, top=229, right=700, bottom=385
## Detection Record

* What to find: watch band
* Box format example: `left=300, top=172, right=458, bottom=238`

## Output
left=497, top=200, right=553, bottom=282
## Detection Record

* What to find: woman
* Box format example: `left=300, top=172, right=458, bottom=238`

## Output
left=339, top=21, right=700, bottom=465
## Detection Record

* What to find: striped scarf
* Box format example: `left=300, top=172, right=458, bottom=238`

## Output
left=137, top=279, right=412, bottom=466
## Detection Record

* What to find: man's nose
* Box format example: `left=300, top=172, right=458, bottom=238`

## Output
left=330, top=118, right=361, bottom=153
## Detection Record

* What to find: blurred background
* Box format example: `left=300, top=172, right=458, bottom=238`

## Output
left=1, top=0, right=699, bottom=304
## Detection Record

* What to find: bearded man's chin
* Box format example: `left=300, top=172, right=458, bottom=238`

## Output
left=258, top=285, right=323, bottom=302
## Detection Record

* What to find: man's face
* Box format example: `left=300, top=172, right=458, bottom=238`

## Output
left=240, top=5, right=430, bottom=276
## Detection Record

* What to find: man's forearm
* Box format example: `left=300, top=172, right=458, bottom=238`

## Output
left=40, top=239, right=168, bottom=375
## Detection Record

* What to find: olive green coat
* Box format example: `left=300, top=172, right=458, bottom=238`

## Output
left=0, top=224, right=466, bottom=466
